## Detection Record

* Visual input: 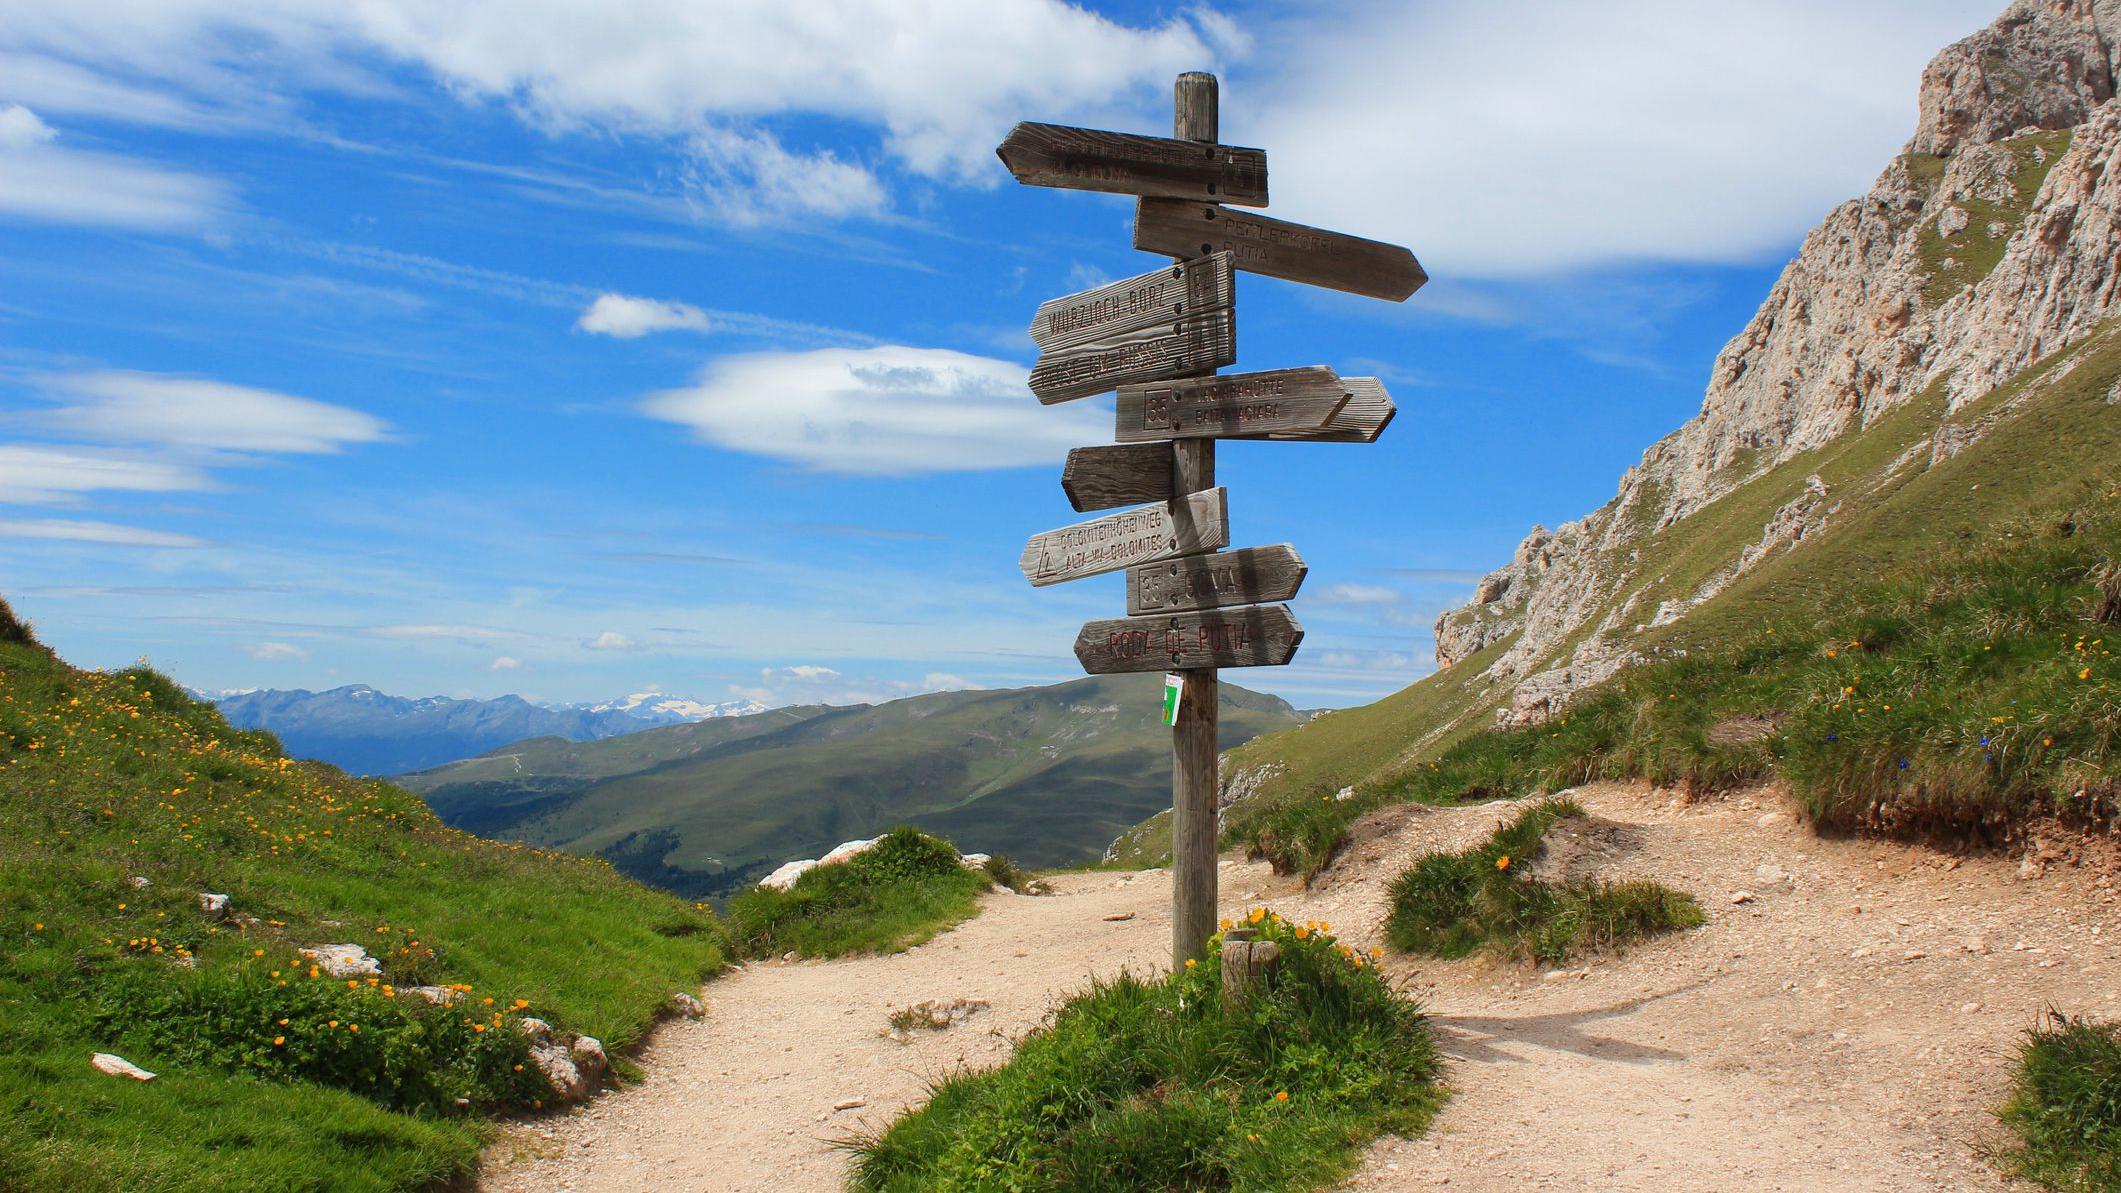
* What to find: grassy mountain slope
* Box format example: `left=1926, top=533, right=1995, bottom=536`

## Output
left=0, top=600, right=725, bottom=1192
left=1117, top=315, right=2121, bottom=869
left=404, top=675, right=1305, bottom=893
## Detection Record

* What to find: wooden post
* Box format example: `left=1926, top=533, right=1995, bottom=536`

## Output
left=1170, top=70, right=1221, bottom=971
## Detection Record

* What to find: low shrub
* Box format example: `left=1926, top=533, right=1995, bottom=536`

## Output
left=1998, top=1012, right=2121, bottom=1191
left=724, top=827, right=990, bottom=959
left=847, top=911, right=1441, bottom=1192
left=93, top=960, right=549, bottom=1114
left=1383, top=800, right=1703, bottom=964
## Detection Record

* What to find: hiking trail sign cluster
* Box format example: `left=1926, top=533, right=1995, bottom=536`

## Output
left=998, top=72, right=1424, bottom=968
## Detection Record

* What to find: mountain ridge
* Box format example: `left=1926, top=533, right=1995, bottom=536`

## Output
left=208, top=683, right=762, bottom=776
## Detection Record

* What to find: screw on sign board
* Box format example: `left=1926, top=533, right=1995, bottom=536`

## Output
left=998, top=72, right=1423, bottom=968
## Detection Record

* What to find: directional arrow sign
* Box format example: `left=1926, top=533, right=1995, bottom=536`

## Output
left=1020, top=488, right=1227, bottom=587
left=1127, top=545, right=1306, bottom=615
left=1028, top=309, right=1234, bottom=405
left=1135, top=199, right=1426, bottom=302
left=1062, top=443, right=1174, bottom=512
left=1075, top=605, right=1304, bottom=674
left=997, top=123, right=1268, bottom=206
left=1115, top=367, right=1349, bottom=442
left=1030, top=253, right=1233, bottom=354
left=1240, top=376, right=1396, bottom=444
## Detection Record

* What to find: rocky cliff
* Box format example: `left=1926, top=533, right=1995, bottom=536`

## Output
left=1434, top=0, right=2121, bottom=726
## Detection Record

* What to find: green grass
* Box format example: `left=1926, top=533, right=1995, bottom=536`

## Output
left=1197, top=315, right=2121, bottom=880
left=1998, top=1013, right=2121, bottom=1191
left=723, top=827, right=992, bottom=959
left=846, top=913, right=1441, bottom=1192
left=1240, top=486, right=2120, bottom=877
left=1382, top=800, right=1702, bottom=964
left=1918, top=129, right=2073, bottom=308
left=0, top=599, right=727, bottom=1193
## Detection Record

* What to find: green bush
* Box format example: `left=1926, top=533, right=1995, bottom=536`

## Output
left=1999, top=1013, right=2121, bottom=1191
left=724, top=827, right=990, bottom=959
left=93, top=961, right=548, bottom=1114
left=848, top=911, right=1441, bottom=1192
left=1383, top=800, right=1702, bottom=964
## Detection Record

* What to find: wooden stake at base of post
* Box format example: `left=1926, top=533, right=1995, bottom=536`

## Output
left=1169, top=69, right=1222, bottom=973
left=1218, top=927, right=1280, bottom=1011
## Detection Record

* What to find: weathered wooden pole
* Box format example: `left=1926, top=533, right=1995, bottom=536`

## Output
left=1168, top=70, right=1221, bottom=970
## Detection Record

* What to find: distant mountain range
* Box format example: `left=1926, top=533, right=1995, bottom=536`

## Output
left=206, top=685, right=765, bottom=775
left=398, top=674, right=1308, bottom=897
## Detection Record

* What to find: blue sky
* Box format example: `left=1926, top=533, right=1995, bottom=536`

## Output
left=0, top=0, right=1998, bottom=709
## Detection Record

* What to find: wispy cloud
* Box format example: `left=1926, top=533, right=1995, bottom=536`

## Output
left=32, top=369, right=390, bottom=453
left=0, top=104, right=230, bottom=231
left=640, top=345, right=1104, bottom=475
left=0, top=444, right=212, bottom=504
left=0, top=517, right=204, bottom=548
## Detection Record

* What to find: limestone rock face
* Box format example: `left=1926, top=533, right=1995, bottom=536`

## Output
left=1910, top=0, right=2119, bottom=157
left=1435, top=1, right=2121, bottom=723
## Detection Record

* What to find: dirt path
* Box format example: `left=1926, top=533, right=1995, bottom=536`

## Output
left=479, top=784, right=2120, bottom=1192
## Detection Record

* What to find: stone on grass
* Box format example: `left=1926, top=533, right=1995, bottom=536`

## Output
left=300, top=944, right=380, bottom=977
left=91, top=1053, right=155, bottom=1081
left=669, top=991, right=705, bottom=1019
left=197, top=893, right=230, bottom=916
left=758, top=859, right=818, bottom=891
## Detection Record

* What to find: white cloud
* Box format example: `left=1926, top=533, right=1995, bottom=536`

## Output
left=0, top=2, right=1211, bottom=215
left=585, top=631, right=639, bottom=651
left=0, top=444, right=212, bottom=504
left=35, top=369, right=390, bottom=453
left=640, top=345, right=1105, bottom=475
left=0, top=103, right=229, bottom=230
left=245, top=641, right=308, bottom=661
left=490, top=655, right=523, bottom=671
left=0, top=517, right=204, bottom=548
left=683, top=127, right=886, bottom=225
left=576, top=293, right=712, bottom=339
left=1316, top=582, right=1401, bottom=605
left=731, top=663, right=971, bottom=708
left=370, top=624, right=511, bottom=641
left=1244, top=0, right=1999, bottom=278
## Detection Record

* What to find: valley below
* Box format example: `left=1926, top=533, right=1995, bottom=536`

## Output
left=479, top=782, right=2121, bottom=1193
left=400, top=674, right=1306, bottom=894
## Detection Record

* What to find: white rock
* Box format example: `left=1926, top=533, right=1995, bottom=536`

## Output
left=758, top=859, right=818, bottom=891
left=668, top=991, right=705, bottom=1019
left=820, top=838, right=881, bottom=867
left=404, top=985, right=462, bottom=1006
left=299, top=944, right=380, bottom=978
left=127, top=876, right=151, bottom=889
left=91, top=1053, right=155, bottom=1081
left=959, top=852, right=992, bottom=869
left=531, top=1042, right=585, bottom=1101
left=197, top=893, right=230, bottom=915
left=1729, top=890, right=1755, bottom=905
left=1333, top=786, right=1356, bottom=801
left=570, top=1036, right=608, bottom=1074
left=518, top=1017, right=554, bottom=1041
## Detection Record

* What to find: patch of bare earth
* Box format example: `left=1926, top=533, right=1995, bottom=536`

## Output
left=478, top=782, right=2120, bottom=1192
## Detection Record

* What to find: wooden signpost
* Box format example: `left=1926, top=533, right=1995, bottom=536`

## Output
left=1000, top=72, right=1424, bottom=969
left=1115, top=367, right=1349, bottom=442
left=1019, top=488, right=1229, bottom=587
